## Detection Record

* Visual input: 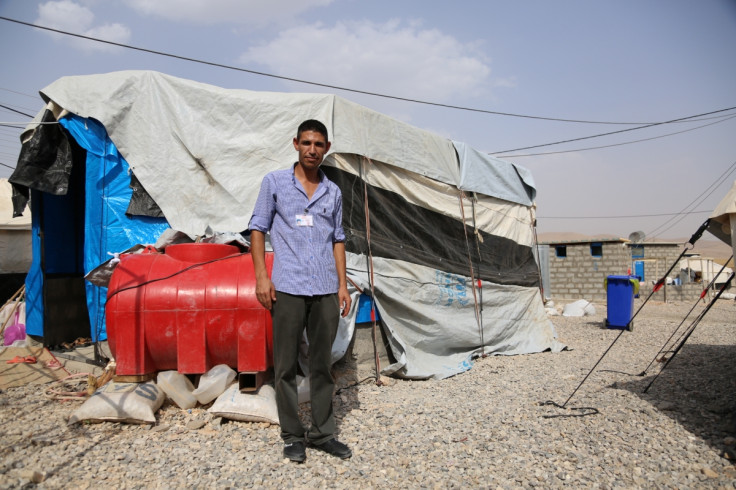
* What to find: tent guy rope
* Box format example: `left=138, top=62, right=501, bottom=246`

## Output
left=541, top=219, right=711, bottom=415
left=642, top=271, right=735, bottom=394
left=637, top=255, right=733, bottom=377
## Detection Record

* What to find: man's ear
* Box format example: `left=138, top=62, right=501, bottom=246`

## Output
left=293, top=137, right=299, bottom=151
left=325, top=141, right=331, bottom=153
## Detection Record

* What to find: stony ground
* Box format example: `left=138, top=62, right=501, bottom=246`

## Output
left=1, top=298, right=735, bottom=489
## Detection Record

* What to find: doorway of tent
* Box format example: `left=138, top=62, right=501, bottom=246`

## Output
left=26, top=155, right=90, bottom=347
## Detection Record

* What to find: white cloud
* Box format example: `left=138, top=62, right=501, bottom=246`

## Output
left=37, top=0, right=95, bottom=32
left=238, top=20, right=492, bottom=102
left=84, top=22, right=132, bottom=46
left=36, top=0, right=131, bottom=53
left=123, top=0, right=334, bottom=25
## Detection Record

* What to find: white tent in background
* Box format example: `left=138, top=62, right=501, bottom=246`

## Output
left=708, top=180, right=736, bottom=265
left=0, top=178, right=31, bottom=274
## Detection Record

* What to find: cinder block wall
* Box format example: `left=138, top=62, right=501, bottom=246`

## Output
left=547, top=242, right=629, bottom=301
left=648, top=283, right=705, bottom=302
left=631, top=245, right=683, bottom=285
left=545, top=241, right=720, bottom=303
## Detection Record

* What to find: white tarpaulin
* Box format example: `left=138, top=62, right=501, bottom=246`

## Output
left=36, top=71, right=464, bottom=238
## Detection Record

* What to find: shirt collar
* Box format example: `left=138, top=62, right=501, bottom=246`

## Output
left=290, top=162, right=327, bottom=201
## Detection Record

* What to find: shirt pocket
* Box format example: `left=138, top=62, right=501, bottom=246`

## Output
left=314, top=198, right=335, bottom=219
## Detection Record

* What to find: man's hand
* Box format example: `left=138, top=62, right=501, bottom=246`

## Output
left=256, top=277, right=277, bottom=310
left=338, top=285, right=351, bottom=318
left=250, top=230, right=275, bottom=310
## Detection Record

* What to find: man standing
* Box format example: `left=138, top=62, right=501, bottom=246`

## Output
left=249, top=119, right=352, bottom=463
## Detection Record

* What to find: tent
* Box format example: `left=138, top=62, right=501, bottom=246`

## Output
left=0, top=178, right=31, bottom=304
left=708, top=180, right=736, bottom=265
left=9, top=70, right=563, bottom=379
left=677, top=257, right=733, bottom=286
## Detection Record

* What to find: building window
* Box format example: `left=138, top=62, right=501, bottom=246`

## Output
left=555, top=245, right=567, bottom=258
left=590, top=242, right=603, bottom=257
left=631, top=245, right=644, bottom=259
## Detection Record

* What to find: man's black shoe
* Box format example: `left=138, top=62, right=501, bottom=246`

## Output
left=311, top=439, right=352, bottom=459
left=283, top=441, right=306, bottom=463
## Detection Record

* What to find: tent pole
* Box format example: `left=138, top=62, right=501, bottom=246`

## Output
left=458, top=191, right=483, bottom=354
left=360, top=156, right=382, bottom=385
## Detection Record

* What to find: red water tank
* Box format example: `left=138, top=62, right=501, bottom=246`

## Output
left=105, top=243, right=274, bottom=377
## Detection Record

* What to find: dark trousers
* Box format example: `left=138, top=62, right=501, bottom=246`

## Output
left=272, top=291, right=339, bottom=444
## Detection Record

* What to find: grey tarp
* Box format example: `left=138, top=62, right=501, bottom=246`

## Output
left=21, top=70, right=563, bottom=379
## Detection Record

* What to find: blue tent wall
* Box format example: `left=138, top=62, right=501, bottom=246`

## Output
left=26, top=115, right=169, bottom=341
left=61, top=115, right=169, bottom=341
left=24, top=194, right=44, bottom=337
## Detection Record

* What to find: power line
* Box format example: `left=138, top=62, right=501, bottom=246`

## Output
left=647, top=160, right=736, bottom=238
left=0, top=161, right=16, bottom=170
left=0, top=15, right=729, bottom=128
left=492, top=107, right=736, bottom=155
left=0, top=100, right=39, bottom=115
left=501, top=113, right=736, bottom=158
left=0, top=104, right=34, bottom=118
left=648, top=162, right=736, bottom=237
left=0, top=87, right=39, bottom=100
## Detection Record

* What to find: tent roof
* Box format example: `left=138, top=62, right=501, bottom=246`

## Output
left=710, top=179, right=736, bottom=225
left=707, top=179, right=736, bottom=248
left=35, top=70, right=536, bottom=237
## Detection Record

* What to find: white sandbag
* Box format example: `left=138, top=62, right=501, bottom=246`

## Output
left=208, top=383, right=279, bottom=425
left=68, top=381, right=164, bottom=425
left=192, top=364, right=236, bottom=405
left=583, top=302, right=596, bottom=315
left=157, top=370, right=197, bottom=409
left=562, top=300, right=596, bottom=317
left=545, top=307, right=560, bottom=316
left=297, top=375, right=310, bottom=404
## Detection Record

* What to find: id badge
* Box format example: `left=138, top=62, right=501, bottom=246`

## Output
left=296, top=214, right=314, bottom=227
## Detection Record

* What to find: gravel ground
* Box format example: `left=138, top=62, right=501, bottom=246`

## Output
left=1, top=298, right=735, bottom=489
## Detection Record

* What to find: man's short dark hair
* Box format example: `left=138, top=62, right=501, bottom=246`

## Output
left=297, top=119, right=329, bottom=141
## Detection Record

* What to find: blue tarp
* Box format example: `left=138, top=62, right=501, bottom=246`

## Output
left=26, top=115, right=169, bottom=341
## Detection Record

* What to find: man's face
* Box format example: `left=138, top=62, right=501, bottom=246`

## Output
left=293, top=130, right=331, bottom=171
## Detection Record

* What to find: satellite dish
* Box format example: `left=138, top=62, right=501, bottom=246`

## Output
left=628, top=231, right=646, bottom=243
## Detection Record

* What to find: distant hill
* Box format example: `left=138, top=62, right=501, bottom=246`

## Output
left=536, top=232, right=733, bottom=266
left=536, top=232, right=620, bottom=242
left=688, top=239, right=733, bottom=266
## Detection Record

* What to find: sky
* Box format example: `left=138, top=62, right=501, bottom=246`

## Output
left=1, top=0, right=735, bottom=240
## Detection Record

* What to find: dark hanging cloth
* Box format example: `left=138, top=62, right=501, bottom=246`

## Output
left=126, top=172, right=164, bottom=218
left=9, top=109, right=76, bottom=216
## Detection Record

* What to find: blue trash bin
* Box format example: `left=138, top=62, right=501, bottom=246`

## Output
left=605, top=275, right=635, bottom=331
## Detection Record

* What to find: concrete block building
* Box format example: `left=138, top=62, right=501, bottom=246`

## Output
left=538, top=238, right=697, bottom=302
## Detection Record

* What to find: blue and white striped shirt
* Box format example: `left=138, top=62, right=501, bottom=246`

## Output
left=249, top=164, right=346, bottom=296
